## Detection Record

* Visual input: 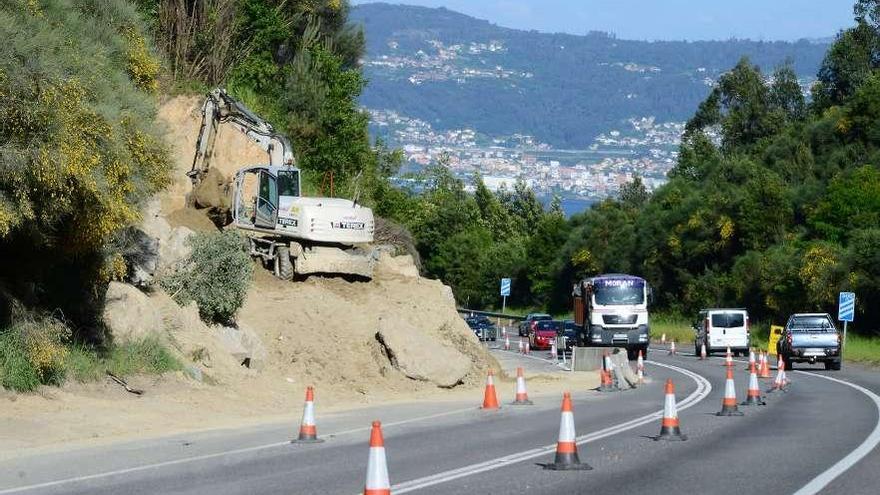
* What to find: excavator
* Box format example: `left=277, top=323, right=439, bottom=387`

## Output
left=188, top=88, right=377, bottom=280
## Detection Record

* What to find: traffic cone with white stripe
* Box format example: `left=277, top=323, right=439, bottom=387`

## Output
left=747, top=348, right=755, bottom=371
left=741, top=361, right=766, bottom=406
left=518, top=338, right=524, bottom=354
left=654, top=379, right=687, bottom=441
left=724, top=347, right=733, bottom=367
left=543, top=392, right=592, bottom=470
left=598, top=352, right=618, bottom=392
left=481, top=370, right=500, bottom=410
left=363, top=421, right=391, bottom=495
left=759, top=352, right=771, bottom=379
left=525, top=342, right=531, bottom=355
left=511, top=367, right=533, bottom=405
left=291, top=386, right=324, bottom=443
left=699, top=342, right=707, bottom=360
left=716, top=367, right=744, bottom=416
left=668, top=341, right=676, bottom=356
left=636, top=350, right=645, bottom=384
left=504, top=335, right=510, bottom=351
left=767, top=357, right=786, bottom=394
left=550, top=340, right=557, bottom=361
left=661, top=333, right=667, bottom=345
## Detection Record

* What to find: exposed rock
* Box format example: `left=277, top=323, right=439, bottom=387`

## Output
left=374, top=252, right=419, bottom=279
left=192, top=167, right=231, bottom=211
left=103, top=282, right=164, bottom=345
left=140, top=199, right=194, bottom=276
left=375, top=317, right=471, bottom=388
left=214, top=325, right=267, bottom=370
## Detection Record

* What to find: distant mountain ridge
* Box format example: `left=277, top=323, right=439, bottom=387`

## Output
left=351, top=2, right=831, bottom=148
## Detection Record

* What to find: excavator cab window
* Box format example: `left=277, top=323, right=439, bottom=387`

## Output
left=255, top=170, right=278, bottom=229
left=277, top=169, right=300, bottom=197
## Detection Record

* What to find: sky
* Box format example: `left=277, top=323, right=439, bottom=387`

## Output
left=352, top=0, right=856, bottom=41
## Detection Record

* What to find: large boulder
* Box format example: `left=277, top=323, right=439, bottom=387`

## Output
left=214, top=324, right=267, bottom=370
left=140, top=199, right=195, bottom=275
left=374, top=252, right=420, bottom=279
left=103, top=282, right=164, bottom=344
left=375, top=317, right=471, bottom=388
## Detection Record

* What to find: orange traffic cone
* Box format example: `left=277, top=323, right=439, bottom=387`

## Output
left=481, top=370, right=500, bottom=409
left=767, top=357, right=786, bottom=394
left=504, top=335, right=510, bottom=351
left=525, top=342, right=531, bottom=355
left=741, top=361, right=766, bottom=406
left=598, top=352, right=618, bottom=392
left=511, top=367, right=533, bottom=405
left=518, top=338, right=524, bottom=353
left=291, top=386, right=324, bottom=443
left=716, top=367, right=744, bottom=416
left=363, top=421, right=391, bottom=495
left=759, top=352, right=771, bottom=379
left=747, top=349, right=755, bottom=371
left=636, top=350, right=645, bottom=384
left=655, top=379, right=687, bottom=441
left=724, top=347, right=733, bottom=367
left=699, top=342, right=707, bottom=360
left=668, top=341, right=676, bottom=355
left=543, top=392, right=592, bottom=470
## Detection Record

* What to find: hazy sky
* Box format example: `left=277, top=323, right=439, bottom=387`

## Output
left=352, top=1, right=856, bottom=41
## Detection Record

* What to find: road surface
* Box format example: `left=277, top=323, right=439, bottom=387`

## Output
left=1, top=346, right=878, bottom=494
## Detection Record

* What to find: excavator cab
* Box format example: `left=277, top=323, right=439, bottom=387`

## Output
left=234, top=165, right=302, bottom=234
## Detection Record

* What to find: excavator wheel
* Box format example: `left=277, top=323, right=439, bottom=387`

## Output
left=275, top=245, right=294, bottom=281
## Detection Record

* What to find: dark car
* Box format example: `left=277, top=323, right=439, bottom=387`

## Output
left=777, top=313, right=841, bottom=370
left=465, top=315, right=497, bottom=341
left=561, top=320, right=578, bottom=352
left=529, top=320, right=559, bottom=350
left=518, top=313, right=552, bottom=337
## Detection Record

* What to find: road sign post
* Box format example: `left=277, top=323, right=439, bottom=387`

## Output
left=499, top=278, right=511, bottom=327
left=838, top=292, right=855, bottom=349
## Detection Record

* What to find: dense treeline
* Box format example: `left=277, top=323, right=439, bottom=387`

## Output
left=386, top=2, right=880, bottom=333
left=352, top=3, right=828, bottom=149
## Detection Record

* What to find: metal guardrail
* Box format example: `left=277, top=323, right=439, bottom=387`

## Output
left=457, top=308, right=527, bottom=321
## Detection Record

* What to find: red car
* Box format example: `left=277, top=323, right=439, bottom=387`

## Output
left=529, top=320, right=560, bottom=350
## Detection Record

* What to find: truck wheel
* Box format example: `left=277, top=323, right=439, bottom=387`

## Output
left=275, top=245, right=294, bottom=281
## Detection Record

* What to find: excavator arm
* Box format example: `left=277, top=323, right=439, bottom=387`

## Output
left=187, top=88, right=294, bottom=185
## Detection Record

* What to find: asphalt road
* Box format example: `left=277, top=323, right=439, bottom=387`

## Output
left=1, top=346, right=878, bottom=495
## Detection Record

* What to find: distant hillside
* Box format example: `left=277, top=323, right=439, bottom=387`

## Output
left=351, top=3, right=831, bottom=148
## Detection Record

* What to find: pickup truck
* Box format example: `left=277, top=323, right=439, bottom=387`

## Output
left=777, top=313, right=842, bottom=370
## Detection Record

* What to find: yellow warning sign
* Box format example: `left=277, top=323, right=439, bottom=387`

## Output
left=768, top=325, right=783, bottom=355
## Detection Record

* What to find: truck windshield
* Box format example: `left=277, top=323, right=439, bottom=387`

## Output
left=789, top=316, right=835, bottom=331
left=593, top=284, right=644, bottom=305
left=277, top=169, right=300, bottom=197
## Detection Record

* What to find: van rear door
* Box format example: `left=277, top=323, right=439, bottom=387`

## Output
left=707, top=311, right=749, bottom=350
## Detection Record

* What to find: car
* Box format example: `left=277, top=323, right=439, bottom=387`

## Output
left=693, top=308, right=750, bottom=357
left=519, top=313, right=552, bottom=337
left=560, top=320, right=578, bottom=353
left=529, top=320, right=560, bottom=350
left=464, top=315, right=497, bottom=341
left=777, top=313, right=841, bottom=370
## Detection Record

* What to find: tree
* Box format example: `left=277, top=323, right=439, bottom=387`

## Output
left=619, top=175, right=650, bottom=209
left=812, top=21, right=878, bottom=111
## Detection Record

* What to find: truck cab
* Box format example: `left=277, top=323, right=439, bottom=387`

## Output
left=572, top=274, right=651, bottom=360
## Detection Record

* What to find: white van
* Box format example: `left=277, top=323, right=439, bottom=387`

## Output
left=694, top=309, right=750, bottom=356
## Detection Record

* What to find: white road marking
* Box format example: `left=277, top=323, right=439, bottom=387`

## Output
left=653, top=344, right=880, bottom=494
left=791, top=372, right=880, bottom=495
left=389, top=360, right=712, bottom=493
left=0, top=406, right=478, bottom=494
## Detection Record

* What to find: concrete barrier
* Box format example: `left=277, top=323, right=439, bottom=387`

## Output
left=571, top=347, right=638, bottom=388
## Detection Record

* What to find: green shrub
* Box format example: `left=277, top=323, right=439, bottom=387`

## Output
left=106, top=337, right=181, bottom=377
left=161, top=230, right=253, bottom=324
left=0, top=316, right=70, bottom=392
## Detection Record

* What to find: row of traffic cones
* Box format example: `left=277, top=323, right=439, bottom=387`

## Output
left=293, top=372, right=700, bottom=487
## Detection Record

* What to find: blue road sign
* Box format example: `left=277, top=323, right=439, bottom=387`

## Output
left=500, top=278, right=511, bottom=297
left=838, top=292, right=855, bottom=322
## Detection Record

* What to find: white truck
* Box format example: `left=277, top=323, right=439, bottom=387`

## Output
left=572, top=274, right=652, bottom=360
